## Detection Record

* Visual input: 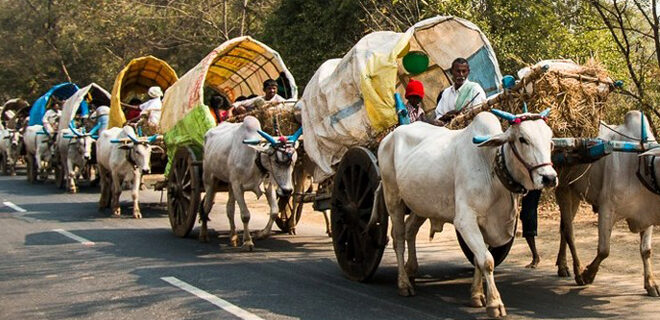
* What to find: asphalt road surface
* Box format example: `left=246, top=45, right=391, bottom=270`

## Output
left=1, top=172, right=659, bottom=319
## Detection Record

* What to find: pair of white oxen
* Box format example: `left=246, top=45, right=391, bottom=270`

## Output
left=95, top=115, right=303, bottom=254
left=23, top=120, right=96, bottom=191
left=375, top=108, right=660, bottom=318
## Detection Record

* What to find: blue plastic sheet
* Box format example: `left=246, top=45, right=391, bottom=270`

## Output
left=29, top=83, right=81, bottom=125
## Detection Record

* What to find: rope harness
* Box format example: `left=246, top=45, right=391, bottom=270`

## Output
left=494, top=141, right=553, bottom=194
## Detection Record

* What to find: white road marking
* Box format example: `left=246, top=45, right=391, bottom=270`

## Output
left=3, top=201, right=26, bottom=212
left=53, top=229, right=95, bottom=246
left=161, top=276, right=264, bottom=320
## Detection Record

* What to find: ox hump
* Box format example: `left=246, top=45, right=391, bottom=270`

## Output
left=467, top=112, right=503, bottom=136
left=241, top=116, right=262, bottom=133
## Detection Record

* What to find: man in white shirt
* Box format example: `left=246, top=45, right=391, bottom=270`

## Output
left=137, top=86, right=163, bottom=135
left=434, top=58, right=487, bottom=122
left=232, top=79, right=286, bottom=114
left=42, top=101, right=62, bottom=137
left=139, top=86, right=163, bottom=126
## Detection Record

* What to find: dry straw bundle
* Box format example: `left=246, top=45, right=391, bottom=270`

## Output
left=448, top=59, right=615, bottom=138
left=226, top=102, right=300, bottom=136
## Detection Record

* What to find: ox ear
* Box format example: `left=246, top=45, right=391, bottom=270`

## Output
left=639, top=147, right=660, bottom=157
left=473, top=133, right=510, bottom=147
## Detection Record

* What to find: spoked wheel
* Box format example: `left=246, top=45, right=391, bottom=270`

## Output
left=167, top=146, right=201, bottom=238
left=456, top=220, right=517, bottom=267
left=276, top=162, right=310, bottom=233
left=331, top=147, right=388, bottom=282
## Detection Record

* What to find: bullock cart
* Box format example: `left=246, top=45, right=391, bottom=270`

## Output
left=24, top=82, right=80, bottom=183
left=0, top=98, right=30, bottom=175
left=157, top=36, right=300, bottom=238
left=108, top=55, right=179, bottom=175
left=299, top=16, right=620, bottom=283
left=54, top=83, right=111, bottom=190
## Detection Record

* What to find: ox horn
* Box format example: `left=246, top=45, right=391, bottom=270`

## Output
left=127, top=134, right=139, bottom=144
left=539, top=108, right=551, bottom=118
left=147, top=134, right=159, bottom=144
left=490, top=109, right=517, bottom=122
left=522, top=102, right=528, bottom=113
left=287, top=127, right=303, bottom=142
left=69, top=122, right=84, bottom=138
left=257, top=130, right=278, bottom=146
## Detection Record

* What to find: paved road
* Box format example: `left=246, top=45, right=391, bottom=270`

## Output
left=1, top=172, right=658, bottom=319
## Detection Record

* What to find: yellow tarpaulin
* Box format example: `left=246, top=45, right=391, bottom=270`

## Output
left=109, top=56, right=178, bottom=129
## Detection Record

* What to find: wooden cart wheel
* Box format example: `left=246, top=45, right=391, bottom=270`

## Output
left=331, top=147, right=388, bottom=282
left=455, top=220, right=517, bottom=267
left=276, top=161, right=310, bottom=233
left=26, top=154, right=37, bottom=183
left=167, top=146, right=201, bottom=238
left=0, top=152, right=7, bottom=175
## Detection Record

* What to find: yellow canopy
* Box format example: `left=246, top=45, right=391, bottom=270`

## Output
left=160, top=36, right=297, bottom=132
left=109, top=56, right=178, bottom=128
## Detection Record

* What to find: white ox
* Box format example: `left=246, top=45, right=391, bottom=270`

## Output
left=200, top=116, right=301, bottom=251
left=23, top=125, right=55, bottom=180
left=96, top=126, right=154, bottom=219
left=556, top=110, right=660, bottom=296
left=0, top=128, right=21, bottom=175
left=375, top=110, right=557, bottom=318
left=57, top=127, right=95, bottom=193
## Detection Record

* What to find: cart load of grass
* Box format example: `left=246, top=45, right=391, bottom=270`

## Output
left=226, top=101, right=300, bottom=136
left=448, top=59, right=616, bottom=138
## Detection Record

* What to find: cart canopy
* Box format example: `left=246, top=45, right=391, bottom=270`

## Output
left=108, top=56, right=178, bottom=129
left=59, top=83, right=111, bottom=130
left=160, top=36, right=298, bottom=175
left=28, top=83, right=79, bottom=126
left=1, top=98, right=29, bottom=129
left=299, top=16, right=502, bottom=181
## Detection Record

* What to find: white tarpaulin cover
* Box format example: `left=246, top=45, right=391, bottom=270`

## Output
left=299, top=16, right=502, bottom=181
left=59, top=83, right=111, bottom=130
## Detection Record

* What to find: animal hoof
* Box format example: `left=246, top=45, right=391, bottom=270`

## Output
left=397, top=287, right=415, bottom=297
left=486, top=304, right=507, bottom=318
left=242, top=241, right=254, bottom=252
left=254, top=230, right=270, bottom=240
left=133, top=212, right=142, bottom=219
left=469, top=295, right=486, bottom=307
left=580, top=266, right=597, bottom=285
left=199, top=232, right=210, bottom=243
left=575, top=274, right=586, bottom=286
left=646, top=285, right=660, bottom=297
left=557, top=266, right=571, bottom=278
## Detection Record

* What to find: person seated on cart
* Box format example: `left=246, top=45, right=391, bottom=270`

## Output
left=232, top=79, right=286, bottom=115
left=87, top=105, right=110, bottom=136
left=122, top=97, right=143, bottom=122
left=42, top=99, right=62, bottom=138
left=209, top=93, right=232, bottom=124
left=404, top=79, right=428, bottom=123
left=434, top=58, right=487, bottom=123
left=136, top=86, right=163, bottom=135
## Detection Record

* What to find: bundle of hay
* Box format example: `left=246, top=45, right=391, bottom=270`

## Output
left=448, top=59, right=615, bottom=138
left=226, top=102, right=300, bottom=136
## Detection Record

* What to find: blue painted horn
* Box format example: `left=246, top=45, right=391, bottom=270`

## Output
left=257, top=130, right=278, bottom=146
left=539, top=108, right=551, bottom=118
left=127, top=134, right=139, bottom=144
left=641, top=111, right=648, bottom=143
left=490, top=109, right=517, bottom=122
left=287, top=127, right=303, bottom=142
left=69, top=122, right=84, bottom=137
left=147, top=134, right=159, bottom=144
left=522, top=102, right=528, bottom=113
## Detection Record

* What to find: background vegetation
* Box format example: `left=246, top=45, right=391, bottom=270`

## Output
left=1, top=0, right=658, bottom=125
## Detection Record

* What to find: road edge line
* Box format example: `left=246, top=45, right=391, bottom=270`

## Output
left=161, top=276, right=264, bottom=320
left=52, top=229, right=95, bottom=246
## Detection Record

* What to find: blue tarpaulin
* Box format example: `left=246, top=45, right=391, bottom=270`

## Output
left=28, top=82, right=83, bottom=126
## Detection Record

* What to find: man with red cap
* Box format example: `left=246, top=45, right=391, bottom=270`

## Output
left=405, top=79, right=427, bottom=123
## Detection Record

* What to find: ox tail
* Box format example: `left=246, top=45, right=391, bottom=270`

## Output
left=368, top=182, right=385, bottom=229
